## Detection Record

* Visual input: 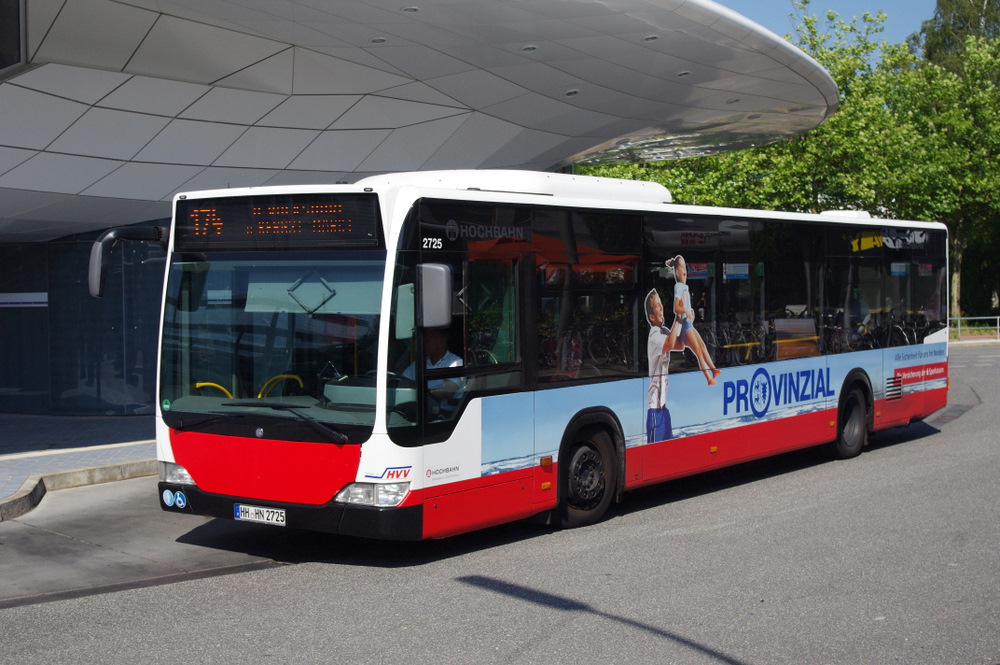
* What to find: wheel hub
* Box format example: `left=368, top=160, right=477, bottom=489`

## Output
left=569, top=447, right=605, bottom=506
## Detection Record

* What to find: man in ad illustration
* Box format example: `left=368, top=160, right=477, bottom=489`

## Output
left=645, top=288, right=681, bottom=443
left=646, top=255, right=720, bottom=444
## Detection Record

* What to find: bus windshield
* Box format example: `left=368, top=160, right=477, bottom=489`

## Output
left=159, top=250, right=387, bottom=441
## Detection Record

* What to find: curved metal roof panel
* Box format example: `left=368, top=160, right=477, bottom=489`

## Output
left=0, top=0, right=837, bottom=240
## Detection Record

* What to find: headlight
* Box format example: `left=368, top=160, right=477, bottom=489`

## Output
left=335, top=482, right=409, bottom=507
left=159, top=461, right=195, bottom=485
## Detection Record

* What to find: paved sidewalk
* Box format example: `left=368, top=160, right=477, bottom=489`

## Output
left=0, top=414, right=156, bottom=520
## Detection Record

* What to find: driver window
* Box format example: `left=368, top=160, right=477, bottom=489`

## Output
left=386, top=257, right=469, bottom=441
left=387, top=253, right=521, bottom=445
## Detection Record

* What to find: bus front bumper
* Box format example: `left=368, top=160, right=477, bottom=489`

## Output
left=158, top=482, right=424, bottom=541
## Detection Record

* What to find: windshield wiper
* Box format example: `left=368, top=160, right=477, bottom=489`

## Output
left=223, top=401, right=350, bottom=444
left=169, top=412, right=234, bottom=430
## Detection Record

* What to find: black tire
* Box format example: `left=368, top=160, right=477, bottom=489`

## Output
left=555, top=429, right=617, bottom=528
left=831, top=387, right=868, bottom=459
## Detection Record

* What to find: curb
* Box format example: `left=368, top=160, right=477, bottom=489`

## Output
left=0, top=459, right=157, bottom=522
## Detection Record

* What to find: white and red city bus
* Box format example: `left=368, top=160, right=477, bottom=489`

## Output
left=93, top=170, right=948, bottom=539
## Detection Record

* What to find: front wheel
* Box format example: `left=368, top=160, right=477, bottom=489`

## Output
left=555, top=429, right=617, bottom=528
left=830, top=387, right=868, bottom=459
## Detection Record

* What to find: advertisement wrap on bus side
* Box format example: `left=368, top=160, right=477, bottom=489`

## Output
left=649, top=343, right=948, bottom=442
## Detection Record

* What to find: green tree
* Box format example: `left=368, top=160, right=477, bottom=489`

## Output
left=918, top=0, right=1000, bottom=72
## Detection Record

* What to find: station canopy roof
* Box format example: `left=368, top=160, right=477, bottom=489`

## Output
left=0, top=0, right=838, bottom=241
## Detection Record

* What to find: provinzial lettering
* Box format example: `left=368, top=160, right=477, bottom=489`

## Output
left=723, top=366, right=835, bottom=417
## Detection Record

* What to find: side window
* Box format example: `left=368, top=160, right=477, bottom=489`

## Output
left=459, top=256, right=523, bottom=394
left=763, top=222, right=822, bottom=361
left=464, top=258, right=518, bottom=367
left=534, top=209, right=641, bottom=383
left=885, top=228, right=947, bottom=344
left=823, top=226, right=884, bottom=353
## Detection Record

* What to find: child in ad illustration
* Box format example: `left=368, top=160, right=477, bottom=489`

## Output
left=665, top=255, right=720, bottom=386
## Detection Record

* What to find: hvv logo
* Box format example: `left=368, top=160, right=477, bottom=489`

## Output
left=723, top=367, right=834, bottom=418
left=365, top=466, right=412, bottom=480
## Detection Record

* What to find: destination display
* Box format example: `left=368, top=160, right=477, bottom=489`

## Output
left=174, top=193, right=382, bottom=251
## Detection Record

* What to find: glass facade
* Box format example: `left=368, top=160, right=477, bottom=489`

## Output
left=0, top=0, right=23, bottom=73
left=0, top=224, right=166, bottom=415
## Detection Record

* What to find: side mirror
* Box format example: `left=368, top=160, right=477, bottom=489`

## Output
left=89, top=225, right=168, bottom=297
left=417, top=263, right=452, bottom=329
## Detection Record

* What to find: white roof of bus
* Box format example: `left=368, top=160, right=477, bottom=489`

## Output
left=177, top=169, right=945, bottom=231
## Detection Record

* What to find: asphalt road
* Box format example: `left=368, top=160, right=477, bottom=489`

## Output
left=0, top=345, right=997, bottom=664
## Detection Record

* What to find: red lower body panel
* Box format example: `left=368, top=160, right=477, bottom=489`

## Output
left=171, top=430, right=361, bottom=505
left=627, top=409, right=837, bottom=490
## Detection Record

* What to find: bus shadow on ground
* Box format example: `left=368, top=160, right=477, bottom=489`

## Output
left=618, top=419, right=941, bottom=517
left=174, top=420, right=943, bottom=567
left=174, top=507, right=549, bottom=567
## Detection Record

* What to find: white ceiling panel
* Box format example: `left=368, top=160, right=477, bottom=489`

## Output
left=425, top=70, right=528, bottom=110
left=215, top=50, right=295, bottom=96
left=174, top=166, right=280, bottom=193
left=430, top=22, right=529, bottom=47
left=33, top=0, right=157, bottom=71
left=132, top=0, right=257, bottom=33
left=0, top=154, right=123, bottom=194
left=49, top=108, right=170, bottom=160
left=126, top=16, right=287, bottom=83
left=294, top=21, right=401, bottom=50
left=258, top=96, right=362, bottom=130
left=262, top=170, right=354, bottom=187
left=97, top=76, right=210, bottom=116
left=286, top=130, right=393, bottom=172
left=482, top=94, right=587, bottom=134
left=25, top=0, right=63, bottom=61
left=552, top=57, right=671, bottom=97
left=487, top=62, right=588, bottom=94
left=10, top=65, right=130, bottom=105
left=430, top=2, right=541, bottom=27
left=379, top=82, right=464, bottom=107
left=0, top=218, right=104, bottom=240
left=226, top=17, right=342, bottom=48
left=296, top=1, right=406, bottom=26
left=569, top=12, right=673, bottom=36
left=134, top=120, right=246, bottom=165
left=306, top=47, right=411, bottom=77
left=0, top=188, right=68, bottom=219
left=82, top=162, right=204, bottom=200
left=420, top=114, right=525, bottom=171
left=477, top=128, right=569, bottom=169
left=180, top=87, right=285, bottom=124
left=0, top=147, right=39, bottom=176
left=291, top=49, right=413, bottom=95
left=0, top=85, right=89, bottom=150
left=357, top=115, right=470, bottom=172
left=12, top=195, right=169, bottom=227
left=500, top=18, right=605, bottom=42
left=330, top=97, right=466, bottom=130
left=214, top=127, right=322, bottom=169
left=362, top=45, right=474, bottom=81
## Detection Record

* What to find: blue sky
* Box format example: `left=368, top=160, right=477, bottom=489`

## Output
left=719, top=0, right=938, bottom=47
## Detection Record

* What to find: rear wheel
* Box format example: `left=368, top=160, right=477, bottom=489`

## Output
left=831, top=387, right=868, bottom=459
left=555, top=429, right=617, bottom=528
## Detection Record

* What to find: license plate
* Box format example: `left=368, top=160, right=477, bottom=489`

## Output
left=234, top=503, right=286, bottom=527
